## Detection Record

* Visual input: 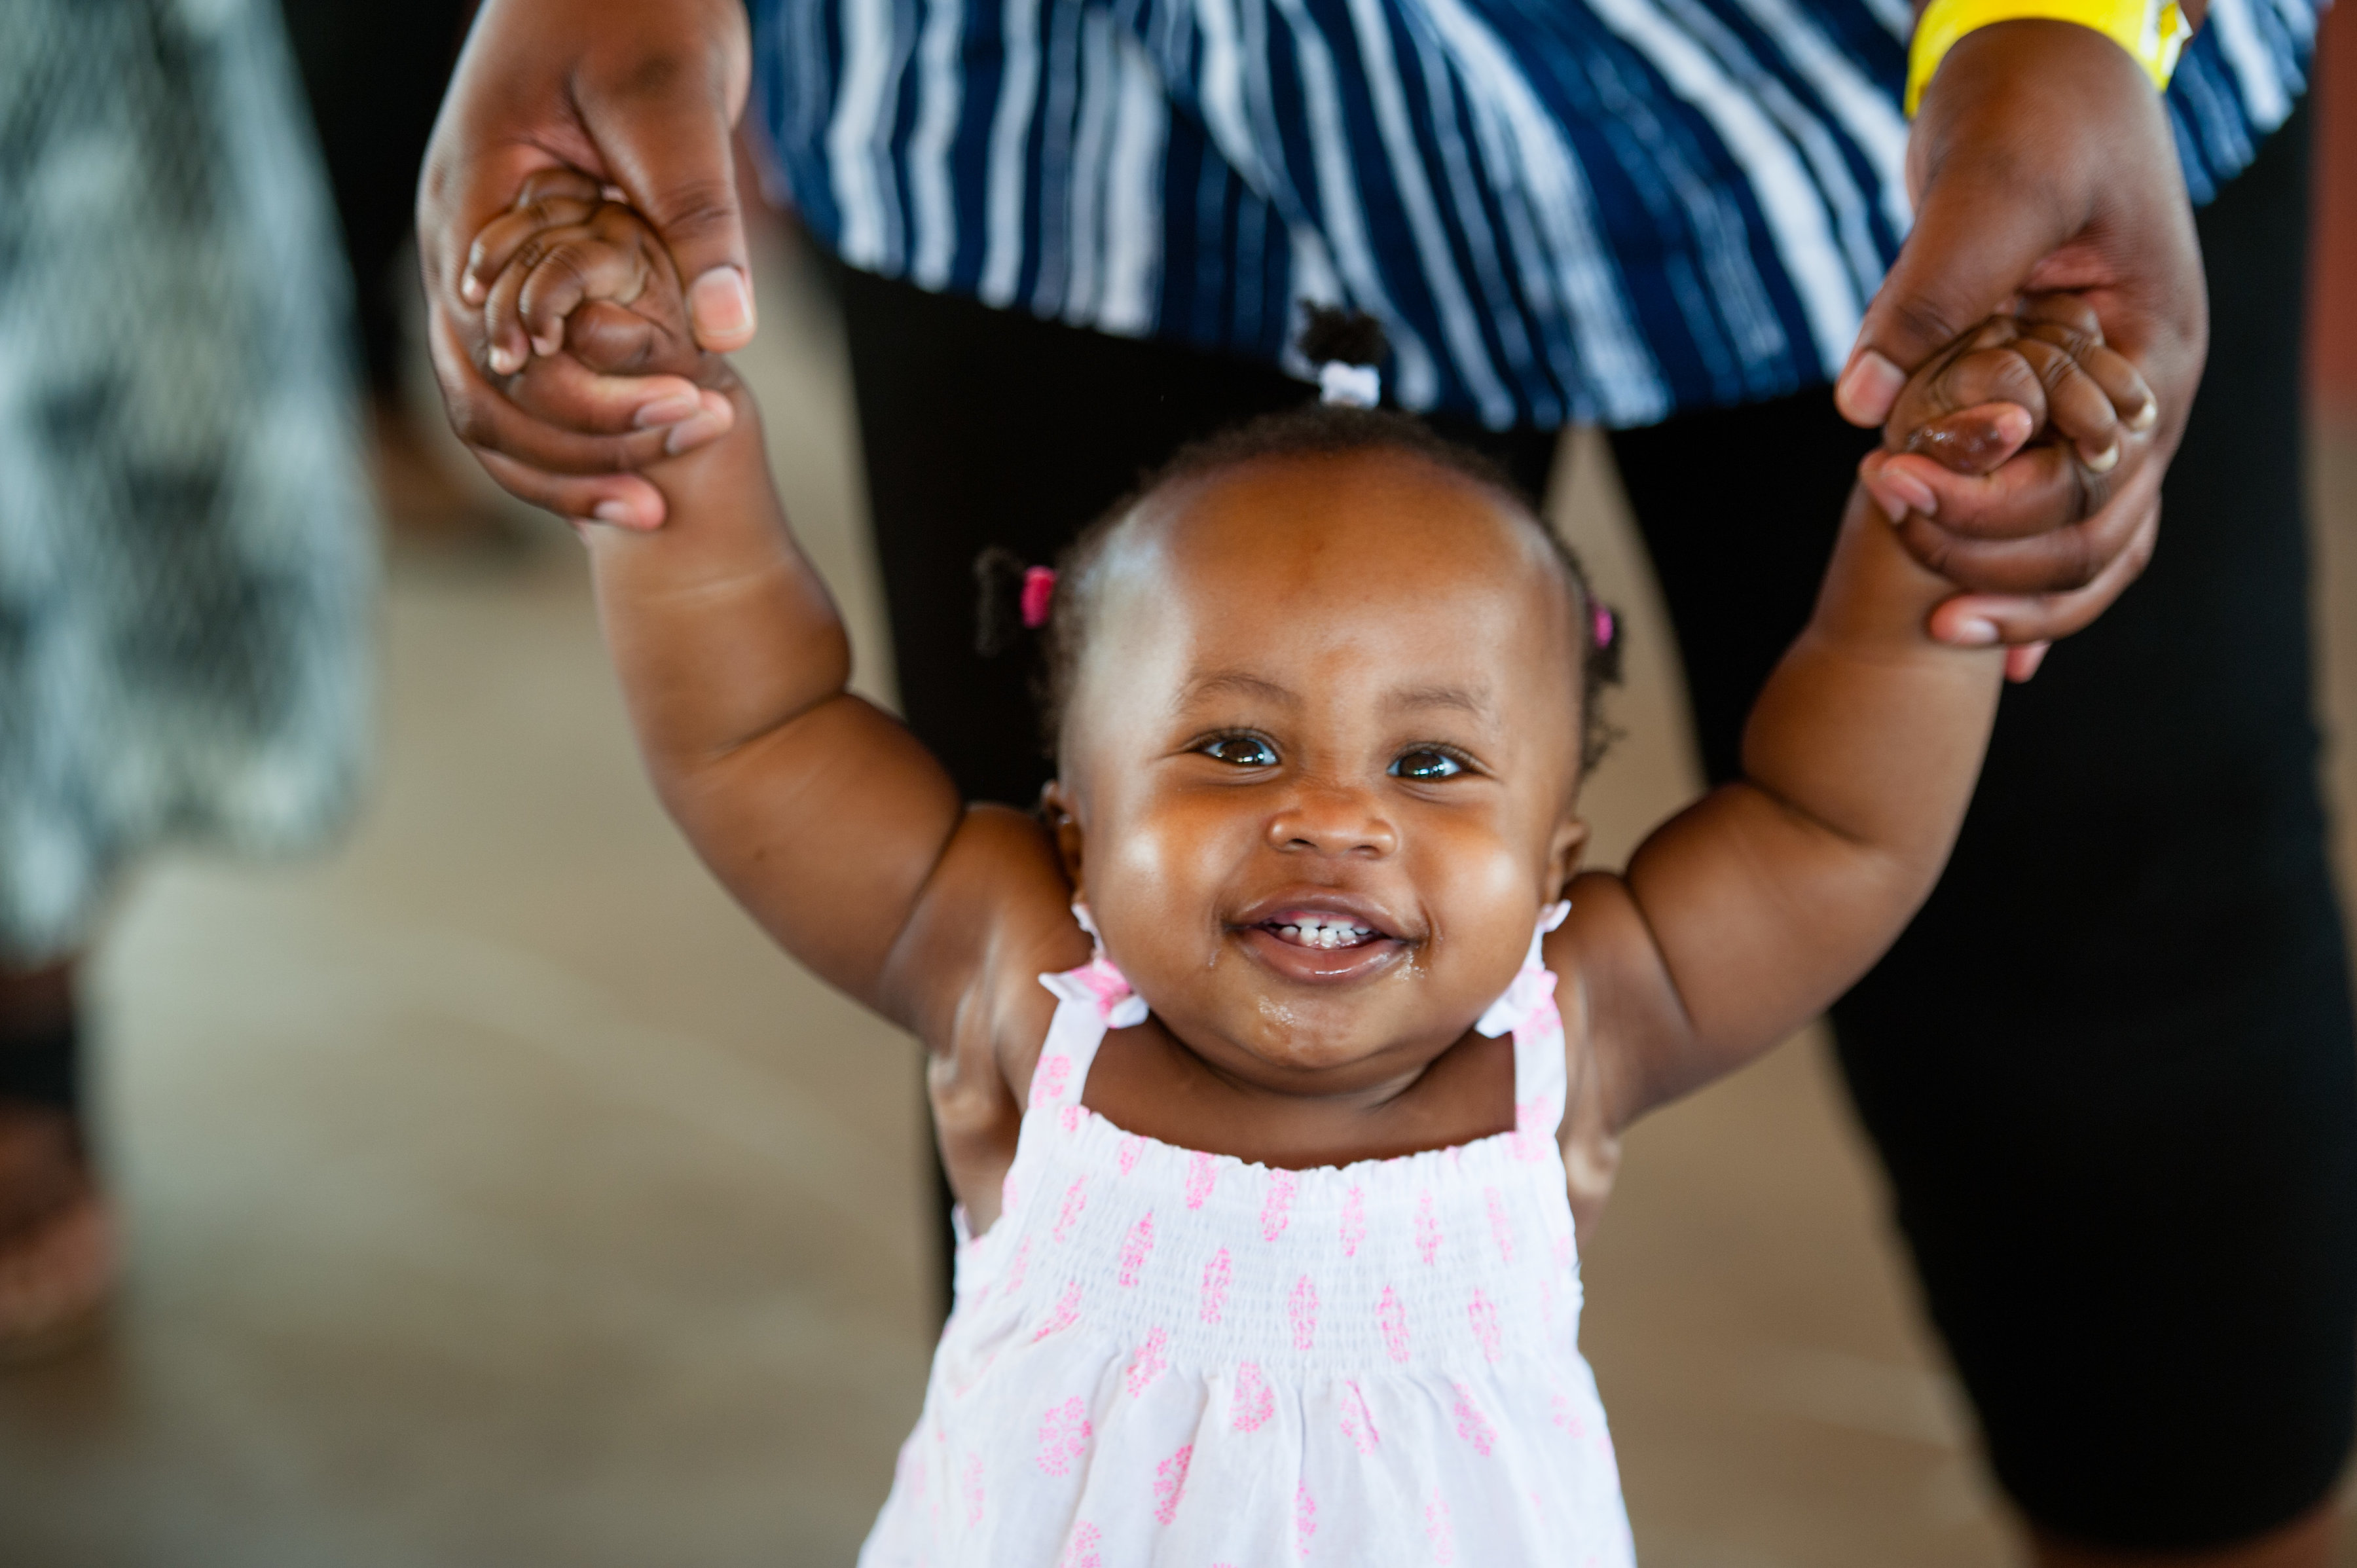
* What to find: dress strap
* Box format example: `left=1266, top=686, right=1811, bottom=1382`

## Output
left=1031, top=946, right=1146, bottom=1112
left=1474, top=902, right=1570, bottom=1146
left=1031, top=905, right=1568, bottom=1137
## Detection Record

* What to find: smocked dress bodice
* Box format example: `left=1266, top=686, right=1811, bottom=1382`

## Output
left=859, top=921, right=1635, bottom=1565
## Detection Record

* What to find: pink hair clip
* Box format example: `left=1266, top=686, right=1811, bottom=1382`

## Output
left=1020, top=566, right=1057, bottom=629
left=1592, top=602, right=1616, bottom=649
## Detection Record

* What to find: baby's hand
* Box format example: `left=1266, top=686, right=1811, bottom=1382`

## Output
left=1863, top=295, right=2161, bottom=678
left=462, top=170, right=735, bottom=518
left=467, top=169, right=704, bottom=375
left=1881, top=293, right=2155, bottom=481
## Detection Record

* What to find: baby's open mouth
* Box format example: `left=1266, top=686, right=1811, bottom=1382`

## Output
left=1258, top=913, right=1384, bottom=951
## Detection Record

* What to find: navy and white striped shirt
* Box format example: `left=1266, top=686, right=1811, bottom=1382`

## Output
left=752, top=0, right=2318, bottom=428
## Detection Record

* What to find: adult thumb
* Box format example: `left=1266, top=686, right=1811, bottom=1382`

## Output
left=1836, top=170, right=2065, bottom=427
left=578, top=24, right=759, bottom=352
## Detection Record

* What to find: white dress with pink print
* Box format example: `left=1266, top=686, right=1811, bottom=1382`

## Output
left=858, top=917, right=1636, bottom=1566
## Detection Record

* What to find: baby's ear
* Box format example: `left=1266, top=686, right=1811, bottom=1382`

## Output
left=1548, top=816, right=1590, bottom=896
left=1039, top=780, right=1086, bottom=894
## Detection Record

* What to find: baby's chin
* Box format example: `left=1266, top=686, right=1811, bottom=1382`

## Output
left=1164, top=986, right=1479, bottom=1091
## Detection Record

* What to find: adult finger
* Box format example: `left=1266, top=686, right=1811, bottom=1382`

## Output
left=498, top=338, right=716, bottom=435
left=1892, top=496, right=2142, bottom=594
left=573, top=7, right=759, bottom=352
left=429, top=304, right=707, bottom=466
left=1836, top=162, right=2064, bottom=425
left=1893, top=461, right=2155, bottom=593
left=475, top=447, right=670, bottom=530
left=2016, top=291, right=2105, bottom=343
left=1869, top=443, right=2094, bottom=541
left=1926, top=502, right=2159, bottom=647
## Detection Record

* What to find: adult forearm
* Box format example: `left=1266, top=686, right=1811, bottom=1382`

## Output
left=1909, top=0, right=2206, bottom=30
left=418, top=0, right=754, bottom=524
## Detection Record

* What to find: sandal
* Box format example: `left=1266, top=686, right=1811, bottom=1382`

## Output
left=0, top=1104, right=114, bottom=1366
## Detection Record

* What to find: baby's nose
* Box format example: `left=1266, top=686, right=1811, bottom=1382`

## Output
left=1267, top=784, right=1398, bottom=858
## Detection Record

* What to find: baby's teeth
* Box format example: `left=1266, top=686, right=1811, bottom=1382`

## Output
left=1271, top=917, right=1374, bottom=949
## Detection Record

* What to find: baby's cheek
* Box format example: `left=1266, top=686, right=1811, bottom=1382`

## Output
left=1091, top=798, right=1247, bottom=944
left=1412, top=830, right=1538, bottom=955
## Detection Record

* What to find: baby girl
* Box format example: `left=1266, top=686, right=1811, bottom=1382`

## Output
left=464, top=170, right=2153, bottom=1563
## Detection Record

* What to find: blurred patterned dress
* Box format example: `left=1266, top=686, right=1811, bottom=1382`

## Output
left=0, top=0, right=376, bottom=963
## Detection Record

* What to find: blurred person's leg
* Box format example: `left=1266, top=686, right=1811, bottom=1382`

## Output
left=835, top=268, right=1558, bottom=1307
left=283, top=0, right=492, bottom=541
left=0, top=962, right=111, bottom=1360
left=0, top=0, right=375, bottom=1362
left=1613, top=101, right=2355, bottom=1561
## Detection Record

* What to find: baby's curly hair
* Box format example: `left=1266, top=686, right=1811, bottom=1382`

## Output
left=977, top=319, right=1622, bottom=774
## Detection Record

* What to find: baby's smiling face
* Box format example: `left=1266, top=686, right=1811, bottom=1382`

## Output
left=1050, top=448, right=1592, bottom=1103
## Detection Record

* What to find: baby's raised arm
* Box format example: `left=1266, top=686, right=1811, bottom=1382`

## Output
left=471, top=181, right=1077, bottom=1037
left=1570, top=308, right=2153, bottom=1123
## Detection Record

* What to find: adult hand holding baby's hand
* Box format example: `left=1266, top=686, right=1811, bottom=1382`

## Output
left=1861, top=294, right=2165, bottom=680
left=418, top=0, right=754, bottom=528
left=1840, top=21, right=2206, bottom=678
left=465, top=170, right=740, bottom=526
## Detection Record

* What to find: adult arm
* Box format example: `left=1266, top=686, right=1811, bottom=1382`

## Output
left=415, top=0, right=758, bottom=527
left=1842, top=20, right=2208, bottom=658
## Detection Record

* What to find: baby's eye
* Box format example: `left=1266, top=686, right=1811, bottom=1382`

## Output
left=1201, top=735, right=1278, bottom=767
left=1390, top=748, right=1464, bottom=781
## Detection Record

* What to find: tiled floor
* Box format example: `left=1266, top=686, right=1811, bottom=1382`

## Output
left=2, top=216, right=2354, bottom=1564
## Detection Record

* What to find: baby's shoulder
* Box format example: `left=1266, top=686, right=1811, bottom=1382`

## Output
left=1542, top=876, right=1668, bottom=1127
left=881, top=803, right=1088, bottom=1064
left=896, top=805, right=1090, bottom=1216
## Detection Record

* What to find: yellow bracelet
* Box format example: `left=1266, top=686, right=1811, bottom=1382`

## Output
left=1905, top=0, right=2191, bottom=115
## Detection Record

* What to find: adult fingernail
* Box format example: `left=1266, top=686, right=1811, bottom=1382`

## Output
left=1947, top=617, right=2000, bottom=646
left=592, top=500, right=635, bottom=527
left=2130, top=399, right=2158, bottom=432
left=1884, top=467, right=1937, bottom=517
left=632, top=390, right=702, bottom=428
left=487, top=341, right=524, bottom=376
left=689, top=267, right=757, bottom=349
left=462, top=274, right=487, bottom=305
left=2084, top=441, right=2120, bottom=475
left=1862, top=475, right=1909, bottom=524
left=1835, top=350, right=1905, bottom=426
left=664, top=412, right=727, bottom=456
left=1865, top=480, right=1907, bottom=524
left=1865, top=464, right=1935, bottom=522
